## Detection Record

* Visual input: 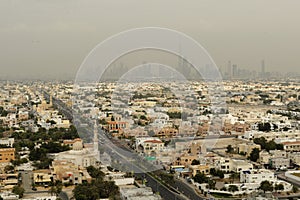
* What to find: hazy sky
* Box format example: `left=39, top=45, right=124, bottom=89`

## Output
left=0, top=0, right=300, bottom=80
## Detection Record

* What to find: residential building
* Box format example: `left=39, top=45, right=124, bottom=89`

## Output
left=51, top=160, right=92, bottom=185
left=269, top=157, right=290, bottom=169
left=240, top=169, right=276, bottom=184
left=63, top=138, right=83, bottom=150
left=33, top=170, right=52, bottom=186
left=0, top=148, right=15, bottom=163
left=283, top=141, right=300, bottom=152
left=232, top=160, right=254, bottom=173
left=0, top=173, right=18, bottom=189
left=189, top=165, right=210, bottom=177
left=0, top=138, right=14, bottom=148
left=237, top=143, right=261, bottom=156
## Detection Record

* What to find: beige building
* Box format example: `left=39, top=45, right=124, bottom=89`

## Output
left=189, top=165, right=210, bottom=177
left=173, top=154, right=198, bottom=167
left=237, top=143, right=261, bottom=156
left=143, top=140, right=164, bottom=156
left=0, top=148, right=15, bottom=163
left=155, top=127, right=178, bottom=138
left=51, top=160, right=92, bottom=185
left=63, top=138, right=83, bottom=150
left=33, top=170, right=52, bottom=186
left=0, top=173, right=18, bottom=189
left=283, top=141, right=300, bottom=152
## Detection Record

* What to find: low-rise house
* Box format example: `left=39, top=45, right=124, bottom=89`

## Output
left=107, top=121, right=128, bottom=133
left=105, top=171, right=134, bottom=186
left=189, top=165, right=210, bottom=177
left=288, top=152, right=300, bottom=166
left=123, top=126, right=148, bottom=138
left=0, top=138, right=14, bottom=148
left=33, top=170, right=52, bottom=186
left=120, top=186, right=162, bottom=200
left=269, top=157, right=290, bottom=169
left=215, top=157, right=253, bottom=173
left=0, top=173, right=18, bottom=189
left=236, top=143, right=261, bottom=156
left=240, top=169, right=293, bottom=192
left=63, top=138, right=83, bottom=150
left=142, top=140, right=164, bottom=156
left=0, top=192, right=19, bottom=200
left=240, top=169, right=276, bottom=184
left=173, top=154, right=199, bottom=167
left=215, top=157, right=233, bottom=172
left=259, top=151, right=271, bottom=165
left=51, top=160, right=92, bottom=185
left=283, top=141, right=300, bottom=152
left=155, top=127, right=178, bottom=138
left=232, top=159, right=253, bottom=173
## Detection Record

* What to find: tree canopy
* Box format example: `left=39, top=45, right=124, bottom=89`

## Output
left=249, top=148, right=260, bottom=162
left=259, top=180, right=274, bottom=192
left=191, top=159, right=200, bottom=165
left=73, top=166, right=119, bottom=200
left=12, top=186, right=25, bottom=198
left=253, top=137, right=283, bottom=151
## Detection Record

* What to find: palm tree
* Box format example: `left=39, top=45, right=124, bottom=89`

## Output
left=48, top=185, right=56, bottom=196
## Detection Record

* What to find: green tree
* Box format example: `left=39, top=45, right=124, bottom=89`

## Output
left=259, top=180, right=274, bottom=192
left=210, top=168, right=216, bottom=176
left=265, top=140, right=278, bottom=151
left=49, top=185, right=57, bottom=196
left=73, top=184, right=99, bottom=200
left=194, top=173, right=208, bottom=184
left=207, top=179, right=216, bottom=189
left=87, top=166, right=105, bottom=179
left=226, top=145, right=234, bottom=154
left=229, top=172, right=240, bottom=183
left=4, top=165, right=14, bottom=173
left=191, top=159, right=200, bottom=165
left=249, top=148, right=260, bottom=162
left=12, top=186, right=25, bottom=198
left=254, top=137, right=283, bottom=151
left=258, top=123, right=271, bottom=132
left=216, top=170, right=225, bottom=179
left=292, top=185, right=299, bottom=193
left=228, top=185, right=239, bottom=192
left=254, top=137, right=267, bottom=149
left=275, top=184, right=284, bottom=191
left=73, top=166, right=120, bottom=199
left=49, top=183, right=63, bottom=196
left=210, top=168, right=224, bottom=179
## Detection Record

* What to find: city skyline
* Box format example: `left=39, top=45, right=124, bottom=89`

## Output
left=1, top=0, right=300, bottom=80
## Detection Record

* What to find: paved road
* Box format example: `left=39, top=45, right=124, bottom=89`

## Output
left=144, top=173, right=187, bottom=200
left=46, top=92, right=206, bottom=200
left=174, top=178, right=203, bottom=200
left=20, top=171, right=33, bottom=192
left=43, top=91, right=73, bottom=121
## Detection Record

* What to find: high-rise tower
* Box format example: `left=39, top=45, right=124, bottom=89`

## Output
left=227, top=60, right=232, bottom=79
left=261, top=60, right=265, bottom=78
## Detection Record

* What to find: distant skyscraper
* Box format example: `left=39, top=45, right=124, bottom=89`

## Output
left=227, top=60, right=232, bottom=79
left=261, top=60, right=265, bottom=78
left=232, top=64, right=238, bottom=78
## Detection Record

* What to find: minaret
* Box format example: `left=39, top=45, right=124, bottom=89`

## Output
left=93, top=120, right=100, bottom=161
